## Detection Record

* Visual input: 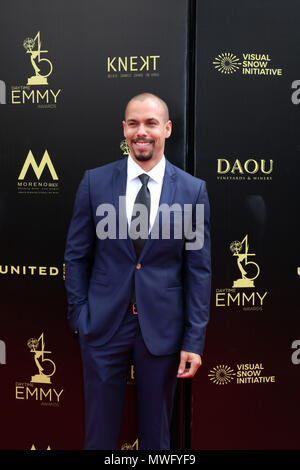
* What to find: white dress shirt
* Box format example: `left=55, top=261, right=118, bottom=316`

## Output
left=126, top=154, right=166, bottom=231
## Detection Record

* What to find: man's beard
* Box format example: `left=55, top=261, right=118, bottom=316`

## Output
left=133, top=151, right=153, bottom=162
left=132, top=139, right=154, bottom=161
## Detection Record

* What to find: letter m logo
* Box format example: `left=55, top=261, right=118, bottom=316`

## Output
left=18, top=150, right=58, bottom=180
left=0, top=80, right=6, bottom=104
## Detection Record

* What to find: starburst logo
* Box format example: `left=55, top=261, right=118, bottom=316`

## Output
left=208, top=365, right=236, bottom=385
left=213, top=53, right=241, bottom=74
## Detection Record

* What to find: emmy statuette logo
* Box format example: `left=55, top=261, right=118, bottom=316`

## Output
left=215, top=234, right=268, bottom=310
left=31, top=444, right=51, bottom=450
left=15, top=333, right=63, bottom=404
left=27, top=333, right=56, bottom=384
left=121, top=438, right=138, bottom=450
left=10, top=31, right=61, bottom=107
left=120, top=139, right=130, bottom=156
left=230, top=234, right=260, bottom=288
left=23, top=32, right=53, bottom=86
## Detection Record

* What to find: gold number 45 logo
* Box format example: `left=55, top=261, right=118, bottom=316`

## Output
left=23, top=32, right=53, bottom=86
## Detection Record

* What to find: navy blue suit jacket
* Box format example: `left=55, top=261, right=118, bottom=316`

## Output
left=64, top=157, right=211, bottom=356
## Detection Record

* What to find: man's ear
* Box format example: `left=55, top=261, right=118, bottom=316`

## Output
left=165, top=120, right=172, bottom=139
left=122, top=120, right=127, bottom=137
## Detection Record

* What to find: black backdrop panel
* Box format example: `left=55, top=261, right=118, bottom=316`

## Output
left=192, top=0, right=300, bottom=450
left=0, top=0, right=190, bottom=450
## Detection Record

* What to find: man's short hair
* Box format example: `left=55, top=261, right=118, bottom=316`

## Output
left=124, top=92, right=170, bottom=122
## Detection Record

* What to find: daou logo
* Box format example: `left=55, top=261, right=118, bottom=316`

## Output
left=217, top=158, right=273, bottom=175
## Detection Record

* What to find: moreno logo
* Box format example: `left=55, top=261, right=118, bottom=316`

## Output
left=18, top=150, right=58, bottom=181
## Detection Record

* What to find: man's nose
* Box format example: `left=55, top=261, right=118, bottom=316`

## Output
left=136, top=123, right=147, bottom=136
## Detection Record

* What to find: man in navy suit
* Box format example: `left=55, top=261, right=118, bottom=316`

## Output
left=64, top=93, right=211, bottom=450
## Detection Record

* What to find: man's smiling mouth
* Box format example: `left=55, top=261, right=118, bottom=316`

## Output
left=133, top=140, right=154, bottom=148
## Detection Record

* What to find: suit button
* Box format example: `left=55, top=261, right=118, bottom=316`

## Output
left=136, top=263, right=142, bottom=270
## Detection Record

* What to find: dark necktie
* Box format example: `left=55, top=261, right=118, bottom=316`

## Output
left=130, top=173, right=151, bottom=259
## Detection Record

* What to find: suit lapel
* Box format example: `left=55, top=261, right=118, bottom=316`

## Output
left=157, top=159, right=177, bottom=207
left=112, top=157, right=136, bottom=259
left=112, top=157, right=127, bottom=210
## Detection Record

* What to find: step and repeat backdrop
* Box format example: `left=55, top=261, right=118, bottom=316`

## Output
left=192, top=0, right=300, bottom=450
left=0, top=0, right=190, bottom=450
left=0, top=0, right=299, bottom=451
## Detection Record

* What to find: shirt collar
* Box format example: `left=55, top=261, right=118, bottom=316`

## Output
left=127, top=154, right=166, bottom=183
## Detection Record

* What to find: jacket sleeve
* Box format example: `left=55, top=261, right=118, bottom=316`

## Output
left=64, top=171, right=95, bottom=330
left=182, top=180, right=211, bottom=355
